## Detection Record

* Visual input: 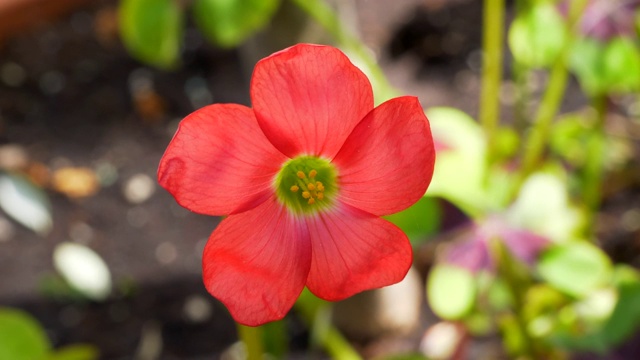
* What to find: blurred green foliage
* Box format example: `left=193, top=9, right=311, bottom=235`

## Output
left=0, top=308, right=98, bottom=360
left=119, top=0, right=183, bottom=69
left=193, top=0, right=280, bottom=48
left=118, top=0, right=282, bottom=68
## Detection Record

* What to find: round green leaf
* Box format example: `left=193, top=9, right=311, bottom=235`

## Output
left=508, top=3, right=566, bottom=68
left=612, top=264, right=640, bottom=286
left=425, top=107, right=489, bottom=216
left=0, top=308, right=51, bottom=360
left=47, top=345, right=99, bottom=360
left=549, top=114, right=592, bottom=167
left=599, top=281, right=640, bottom=348
left=193, top=0, right=280, bottom=48
left=571, top=36, right=640, bottom=95
left=119, top=0, right=183, bottom=69
left=538, top=242, right=612, bottom=297
left=507, top=172, right=581, bottom=243
left=552, top=279, right=640, bottom=352
left=570, top=37, right=608, bottom=95
left=427, top=265, right=476, bottom=320
left=602, top=37, right=640, bottom=93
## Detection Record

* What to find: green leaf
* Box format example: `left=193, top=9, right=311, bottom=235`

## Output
left=261, top=320, right=288, bottom=358
left=424, top=107, right=489, bottom=216
left=0, top=308, right=51, bottom=360
left=119, top=0, right=183, bottom=69
left=46, top=345, right=99, bottom=360
left=384, top=197, right=441, bottom=245
left=427, top=265, right=476, bottom=320
left=602, top=37, right=640, bottom=93
left=570, top=37, right=608, bottom=95
left=570, top=36, right=640, bottom=95
left=550, top=113, right=593, bottom=167
left=552, top=280, right=640, bottom=353
left=508, top=2, right=566, bottom=68
left=537, top=241, right=612, bottom=297
left=550, top=113, right=633, bottom=172
left=193, top=0, right=280, bottom=48
left=507, top=171, right=581, bottom=243
left=612, top=264, right=640, bottom=285
left=598, top=281, right=640, bottom=348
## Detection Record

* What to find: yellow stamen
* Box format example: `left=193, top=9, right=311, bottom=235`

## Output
left=309, top=169, right=317, bottom=178
left=297, top=171, right=305, bottom=179
left=308, top=198, right=315, bottom=205
left=302, top=191, right=311, bottom=199
left=317, top=193, right=324, bottom=200
left=290, top=185, right=299, bottom=192
left=307, top=183, right=316, bottom=191
left=316, top=183, right=324, bottom=191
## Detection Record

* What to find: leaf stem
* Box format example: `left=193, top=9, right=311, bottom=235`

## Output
left=295, top=290, right=362, bottom=360
left=517, top=0, right=589, bottom=184
left=489, top=239, right=537, bottom=359
left=237, top=323, right=264, bottom=360
left=479, top=0, right=505, bottom=163
left=583, top=95, right=607, bottom=234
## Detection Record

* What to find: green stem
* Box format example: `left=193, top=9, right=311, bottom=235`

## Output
left=295, top=290, right=362, bottom=360
left=511, top=0, right=530, bottom=133
left=479, top=0, right=505, bottom=163
left=517, top=0, right=589, bottom=184
left=237, top=323, right=264, bottom=360
left=583, top=95, right=607, bottom=234
left=513, top=62, right=531, bottom=133
left=489, top=239, right=537, bottom=359
left=519, top=58, right=570, bottom=176
left=318, top=321, right=362, bottom=360
left=290, top=0, right=398, bottom=103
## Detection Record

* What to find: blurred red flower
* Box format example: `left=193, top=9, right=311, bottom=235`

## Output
left=158, top=44, right=435, bottom=326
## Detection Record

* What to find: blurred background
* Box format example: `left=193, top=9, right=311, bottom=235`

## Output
left=0, top=0, right=639, bottom=359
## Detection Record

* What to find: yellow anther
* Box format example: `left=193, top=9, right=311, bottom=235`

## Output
left=316, top=182, right=324, bottom=191
left=317, top=193, right=324, bottom=200
left=297, top=171, right=305, bottom=179
left=309, top=169, right=317, bottom=178
left=302, top=191, right=311, bottom=199
left=290, top=185, right=299, bottom=192
left=308, top=198, right=316, bottom=205
left=307, top=183, right=316, bottom=191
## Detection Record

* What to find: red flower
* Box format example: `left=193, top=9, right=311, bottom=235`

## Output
left=158, top=44, right=435, bottom=326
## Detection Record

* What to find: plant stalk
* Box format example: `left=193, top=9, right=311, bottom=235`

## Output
left=295, top=290, right=362, bottom=360
left=489, top=239, right=537, bottom=359
left=479, top=0, right=505, bottom=163
left=517, top=0, right=589, bottom=185
left=583, top=95, right=607, bottom=234
left=237, top=323, right=264, bottom=360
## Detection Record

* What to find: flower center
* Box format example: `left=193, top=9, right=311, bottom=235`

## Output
left=274, top=156, right=338, bottom=214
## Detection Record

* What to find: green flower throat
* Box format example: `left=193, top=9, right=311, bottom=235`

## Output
left=275, top=156, right=338, bottom=214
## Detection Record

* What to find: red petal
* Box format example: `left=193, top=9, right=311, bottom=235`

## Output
left=203, top=198, right=311, bottom=326
left=251, top=44, right=374, bottom=158
left=305, top=203, right=412, bottom=301
left=333, top=96, right=435, bottom=216
left=158, top=104, right=287, bottom=216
